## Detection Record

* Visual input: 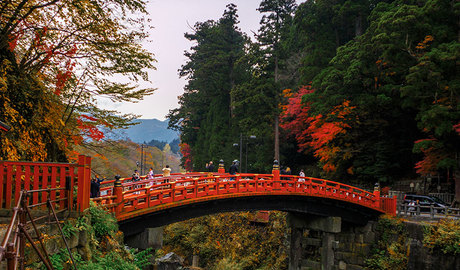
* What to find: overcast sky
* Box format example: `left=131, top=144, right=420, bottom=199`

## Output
left=99, top=0, right=304, bottom=120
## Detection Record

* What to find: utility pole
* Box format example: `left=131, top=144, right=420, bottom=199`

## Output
left=140, top=144, right=148, bottom=175
left=239, top=133, right=243, bottom=169
left=140, top=144, right=144, bottom=175
left=234, top=134, right=256, bottom=173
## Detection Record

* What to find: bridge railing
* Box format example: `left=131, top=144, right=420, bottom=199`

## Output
left=93, top=171, right=395, bottom=221
left=98, top=172, right=214, bottom=196
left=0, top=155, right=92, bottom=211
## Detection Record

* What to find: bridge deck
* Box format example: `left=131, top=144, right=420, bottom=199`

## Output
left=93, top=172, right=396, bottom=222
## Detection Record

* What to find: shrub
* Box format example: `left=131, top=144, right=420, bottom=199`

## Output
left=365, top=215, right=408, bottom=270
left=87, top=201, right=118, bottom=239
left=423, top=219, right=460, bottom=255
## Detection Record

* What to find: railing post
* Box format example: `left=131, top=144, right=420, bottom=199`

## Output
left=6, top=243, right=15, bottom=269
left=77, top=155, right=91, bottom=212
left=218, top=159, right=225, bottom=173
left=272, top=160, right=280, bottom=190
left=171, top=182, right=176, bottom=201
left=77, top=155, right=85, bottom=212
left=83, top=156, right=91, bottom=210
left=114, top=175, right=124, bottom=217
left=215, top=177, right=220, bottom=194
left=0, top=161, right=4, bottom=208
left=373, top=183, right=380, bottom=209
left=392, top=195, right=397, bottom=216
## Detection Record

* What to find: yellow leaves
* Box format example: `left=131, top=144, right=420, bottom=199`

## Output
left=416, top=35, right=434, bottom=50
left=1, top=137, right=20, bottom=161
left=162, top=212, right=288, bottom=269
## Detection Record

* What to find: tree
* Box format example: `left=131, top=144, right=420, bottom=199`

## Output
left=288, top=0, right=459, bottom=185
left=0, top=0, right=156, bottom=161
left=256, top=0, right=297, bottom=162
left=168, top=4, right=249, bottom=170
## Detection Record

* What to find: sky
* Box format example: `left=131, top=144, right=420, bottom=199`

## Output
left=98, top=0, right=304, bottom=121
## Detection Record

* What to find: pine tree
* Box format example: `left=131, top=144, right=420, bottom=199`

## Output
left=168, top=4, right=249, bottom=170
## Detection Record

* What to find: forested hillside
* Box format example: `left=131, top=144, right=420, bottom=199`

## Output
left=76, top=140, right=181, bottom=180
left=112, top=119, right=179, bottom=144
left=169, top=0, right=459, bottom=189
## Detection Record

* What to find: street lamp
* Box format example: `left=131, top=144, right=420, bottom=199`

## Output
left=140, top=144, right=148, bottom=175
left=233, top=134, right=256, bottom=173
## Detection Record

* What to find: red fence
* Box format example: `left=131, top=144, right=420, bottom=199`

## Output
left=0, top=155, right=91, bottom=211
left=93, top=172, right=397, bottom=221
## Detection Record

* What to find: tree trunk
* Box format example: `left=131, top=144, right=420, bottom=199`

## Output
left=274, top=55, right=280, bottom=162
left=355, top=14, right=362, bottom=37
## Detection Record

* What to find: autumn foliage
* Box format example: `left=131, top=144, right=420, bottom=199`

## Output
left=160, top=212, right=288, bottom=269
left=281, top=85, right=356, bottom=173
left=179, top=142, right=193, bottom=171
left=0, top=0, right=155, bottom=162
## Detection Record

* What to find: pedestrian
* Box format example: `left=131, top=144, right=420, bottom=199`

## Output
left=408, top=201, right=415, bottom=215
left=285, top=167, right=292, bottom=175
left=281, top=167, right=286, bottom=174
left=229, top=160, right=238, bottom=180
left=299, top=169, right=305, bottom=182
left=162, top=165, right=171, bottom=184
left=207, top=161, right=214, bottom=172
left=147, top=167, right=155, bottom=186
left=162, top=165, right=171, bottom=177
left=90, top=178, right=100, bottom=198
left=132, top=169, right=140, bottom=182
left=297, top=169, right=305, bottom=188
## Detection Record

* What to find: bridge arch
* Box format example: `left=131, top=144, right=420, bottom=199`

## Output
left=92, top=171, right=396, bottom=237
left=118, top=193, right=382, bottom=237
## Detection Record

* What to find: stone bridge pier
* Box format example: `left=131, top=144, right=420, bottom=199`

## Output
left=124, top=227, right=164, bottom=251
left=288, top=213, right=377, bottom=270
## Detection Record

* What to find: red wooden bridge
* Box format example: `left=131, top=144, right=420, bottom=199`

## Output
left=0, top=155, right=397, bottom=267
left=91, top=161, right=396, bottom=227
left=0, top=156, right=397, bottom=221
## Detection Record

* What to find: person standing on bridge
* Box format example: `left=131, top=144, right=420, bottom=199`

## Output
left=298, top=169, right=305, bottom=188
left=147, top=167, right=155, bottom=186
left=229, top=160, right=238, bottom=180
left=132, top=169, right=140, bottom=182
left=162, top=165, right=171, bottom=184
left=90, top=177, right=101, bottom=198
left=206, top=161, right=214, bottom=172
left=299, top=169, right=305, bottom=181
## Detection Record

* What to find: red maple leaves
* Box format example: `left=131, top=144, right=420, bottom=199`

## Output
left=76, top=115, right=105, bottom=142
left=280, top=85, right=356, bottom=173
left=179, top=142, right=193, bottom=171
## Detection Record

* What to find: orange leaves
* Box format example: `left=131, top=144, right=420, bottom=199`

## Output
left=413, top=138, right=448, bottom=175
left=280, top=85, right=357, bottom=173
left=416, top=35, right=434, bottom=50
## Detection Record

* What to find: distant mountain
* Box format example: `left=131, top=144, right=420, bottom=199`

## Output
left=113, top=119, right=179, bottom=144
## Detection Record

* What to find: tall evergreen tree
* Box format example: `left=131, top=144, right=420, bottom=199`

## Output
left=168, top=4, right=249, bottom=170
left=256, top=0, right=297, bottom=162
left=286, top=0, right=459, bottom=186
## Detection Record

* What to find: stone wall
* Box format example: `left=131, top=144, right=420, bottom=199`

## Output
left=288, top=213, right=459, bottom=270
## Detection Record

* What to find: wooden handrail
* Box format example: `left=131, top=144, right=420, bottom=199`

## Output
left=91, top=172, right=395, bottom=220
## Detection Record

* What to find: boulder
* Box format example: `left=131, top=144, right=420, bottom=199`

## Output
left=156, top=252, right=184, bottom=270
